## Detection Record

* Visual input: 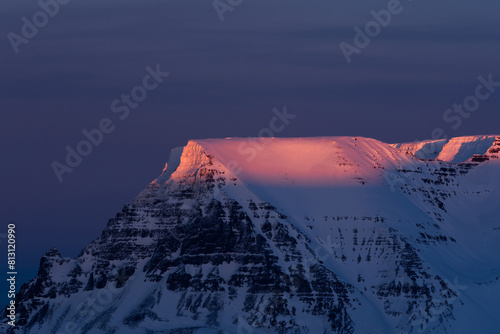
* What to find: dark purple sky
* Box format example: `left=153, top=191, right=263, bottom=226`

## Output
left=1, top=0, right=500, bottom=305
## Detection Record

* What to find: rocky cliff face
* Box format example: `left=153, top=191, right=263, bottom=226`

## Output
left=3, top=136, right=500, bottom=334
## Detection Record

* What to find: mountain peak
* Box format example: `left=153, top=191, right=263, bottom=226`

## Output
left=146, top=135, right=500, bottom=193
left=157, top=137, right=412, bottom=187
left=4, top=135, right=500, bottom=334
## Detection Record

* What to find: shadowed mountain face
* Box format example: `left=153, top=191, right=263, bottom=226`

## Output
left=3, top=136, right=500, bottom=334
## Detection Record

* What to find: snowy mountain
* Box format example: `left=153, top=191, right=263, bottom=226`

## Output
left=391, top=135, right=499, bottom=162
left=3, top=135, right=500, bottom=334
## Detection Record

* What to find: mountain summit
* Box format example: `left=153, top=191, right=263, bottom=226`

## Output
left=4, top=136, right=500, bottom=334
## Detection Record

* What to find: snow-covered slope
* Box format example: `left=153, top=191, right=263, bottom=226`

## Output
left=391, top=135, right=499, bottom=162
left=3, top=136, right=500, bottom=334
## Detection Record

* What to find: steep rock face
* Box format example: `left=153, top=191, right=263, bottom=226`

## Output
left=3, top=137, right=500, bottom=334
